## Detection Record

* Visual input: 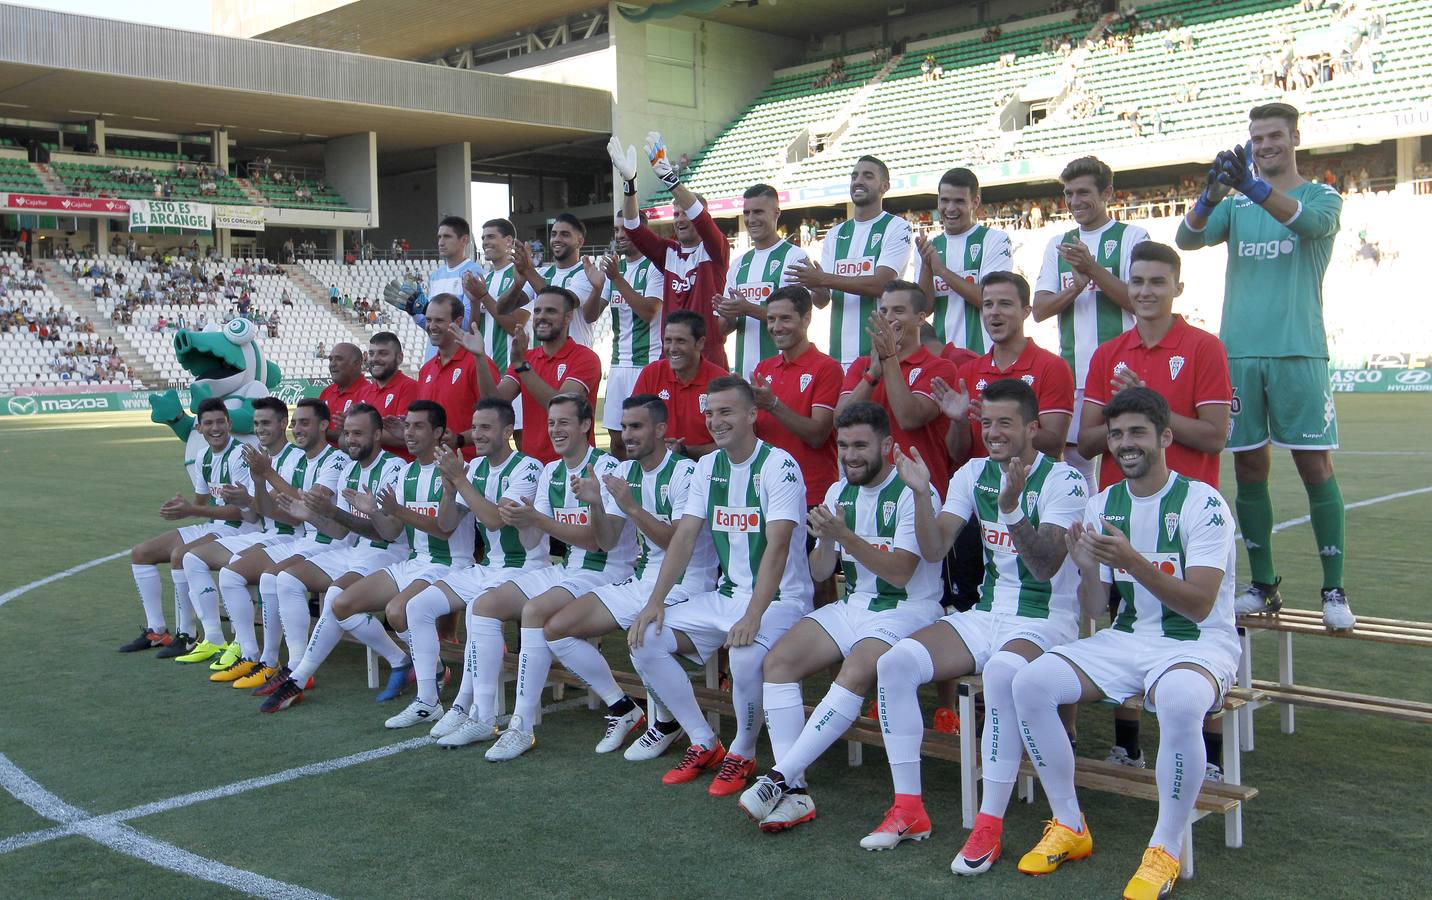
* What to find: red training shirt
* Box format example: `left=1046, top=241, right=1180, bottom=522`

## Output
left=633, top=356, right=729, bottom=449
left=418, top=347, right=499, bottom=460
left=504, top=338, right=602, bottom=464
left=1084, top=315, right=1231, bottom=487
left=841, top=346, right=960, bottom=500
left=319, top=378, right=369, bottom=447
left=752, top=343, right=842, bottom=506
left=624, top=199, right=731, bottom=370
left=941, top=342, right=979, bottom=370
left=360, top=371, right=420, bottom=461
left=959, top=338, right=1075, bottom=460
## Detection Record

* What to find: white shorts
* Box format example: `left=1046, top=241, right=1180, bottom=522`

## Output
left=603, top=365, right=644, bottom=431
left=382, top=558, right=453, bottom=593
left=506, top=565, right=631, bottom=602
left=805, top=597, right=944, bottom=656
left=661, top=591, right=809, bottom=664
left=438, top=562, right=545, bottom=601
left=1050, top=628, right=1240, bottom=713
left=942, top=608, right=1080, bottom=674
left=310, top=545, right=407, bottom=582
left=178, top=522, right=253, bottom=544
left=257, top=536, right=333, bottom=565
left=217, top=531, right=299, bottom=557
left=592, top=575, right=693, bottom=629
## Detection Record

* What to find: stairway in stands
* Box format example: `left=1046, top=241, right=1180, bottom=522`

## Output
left=37, top=259, right=163, bottom=388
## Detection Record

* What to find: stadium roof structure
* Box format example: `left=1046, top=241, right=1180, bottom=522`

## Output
left=0, top=4, right=610, bottom=172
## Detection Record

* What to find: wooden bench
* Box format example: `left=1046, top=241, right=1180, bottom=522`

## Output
left=954, top=674, right=1257, bottom=878
left=1235, top=610, right=1432, bottom=748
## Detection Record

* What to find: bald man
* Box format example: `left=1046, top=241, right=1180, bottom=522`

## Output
left=319, top=342, right=366, bottom=445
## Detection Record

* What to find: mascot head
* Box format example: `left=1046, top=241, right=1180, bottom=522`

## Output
left=173, top=318, right=281, bottom=399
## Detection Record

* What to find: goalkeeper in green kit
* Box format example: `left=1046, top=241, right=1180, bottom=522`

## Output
left=1176, top=102, right=1353, bottom=630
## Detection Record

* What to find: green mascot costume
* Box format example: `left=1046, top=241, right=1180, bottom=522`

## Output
left=148, top=318, right=281, bottom=456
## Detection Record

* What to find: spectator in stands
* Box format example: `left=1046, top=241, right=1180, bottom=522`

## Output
left=631, top=309, right=725, bottom=459
left=314, top=341, right=325, bottom=360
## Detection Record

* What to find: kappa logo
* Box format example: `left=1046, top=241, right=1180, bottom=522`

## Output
left=450, top=368, right=462, bottom=385
left=1169, top=355, right=1186, bottom=381
left=658, top=388, right=671, bottom=400
left=799, top=373, right=813, bottom=393
left=557, top=363, right=568, bottom=381
left=1164, top=512, right=1180, bottom=541
left=1203, top=496, right=1222, bottom=509
left=1209, top=513, right=1226, bottom=527
left=976, top=378, right=988, bottom=391
left=1114, top=361, right=1130, bottom=378
left=1021, top=375, right=1034, bottom=385
left=908, top=367, right=922, bottom=386
left=1103, top=239, right=1117, bottom=258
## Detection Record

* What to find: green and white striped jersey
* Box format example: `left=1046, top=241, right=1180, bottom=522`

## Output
left=724, top=239, right=806, bottom=380
left=1088, top=472, right=1237, bottom=643
left=1035, top=219, right=1148, bottom=388
left=820, top=212, right=914, bottom=368
left=942, top=454, right=1087, bottom=619
left=458, top=450, right=546, bottom=570
left=685, top=440, right=812, bottom=608
left=540, top=262, right=596, bottom=346
left=289, top=445, right=350, bottom=539
left=824, top=467, right=943, bottom=611
left=479, top=263, right=537, bottom=374
left=604, top=256, right=663, bottom=368
left=318, top=451, right=408, bottom=551
left=604, top=451, right=718, bottom=591
left=536, top=448, right=636, bottom=576
left=185, top=438, right=253, bottom=531
left=398, top=461, right=475, bottom=567
left=261, top=443, right=304, bottom=534
left=909, top=224, right=1013, bottom=353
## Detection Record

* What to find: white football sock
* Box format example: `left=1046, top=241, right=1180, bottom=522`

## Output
left=630, top=625, right=716, bottom=748
left=512, top=627, right=552, bottom=728
left=762, top=682, right=806, bottom=770
left=726, top=643, right=768, bottom=760
left=876, top=638, right=934, bottom=796
left=289, top=586, right=343, bottom=685
left=181, top=552, right=225, bottom=645
left=338, top=612, right=408, bottom=669
left=257, top=571, right=283, bottom=668
left=549, top=636, right=623, bottom=707
left=468, top=615, right=506, bottom=723
left=218, top=567, right=260, bottom=659
left=1149, top=668, right=1216, bottom=858
left=275, top=571, right=313, bottom=667
left=1013, top=653, right=1086, bottom=831
left=132, top=563, right=165, bottom=631
left=775, top=683, right=863, bottom=789
left=406, top=587, right=452, bottom=706
left=979, top=650, right=1029, bottom=818
left=171, top=569, right=193, bottom=635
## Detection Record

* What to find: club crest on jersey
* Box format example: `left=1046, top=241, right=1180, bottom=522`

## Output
left=799, top=373, right=813, bottom=393
left=385, top=393, right=395, bottom=408
left=557, top=363, right=568, bottom=381
left=698, top=393, right=709, bottom=413
left=908, top=367, right=922, bottom=386
left=871, top=231, right=884, bottom=245
left=1026, top=491, right=1038, bottom=515
left=969, top=243, right=981, bottom=263
left=451, top=368, right=463, bottom=385
left=659, top=483, right=670, bottom=506
left=1169, top=355, right=1185, bottom=381
left=753, top=474, right=762, bottom=493
left=881, top=500, right=896, bottom=527
left=1104, top=239, right=1117, bottom=258
left=1164, top=512, right=1180, bottom=541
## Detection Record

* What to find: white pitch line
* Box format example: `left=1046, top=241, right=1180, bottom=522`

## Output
left=0, top=752, right=333, bottom=900
left=0, top=550, right=129, bottom=609
left=1269, top=484, right=1432, bottom=534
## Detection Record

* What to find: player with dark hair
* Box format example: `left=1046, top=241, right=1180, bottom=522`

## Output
left=1176, top=101, right=1352, bottom=629
left=913, top=168, right=1013, bottom=353
left=632, top=308, right=727, bottom=458
left=505, top=212, right=599, bottom=346
left=462, top=218, right=537, bottom=425
left=363, top=330, right=419, bottom=460
left=718, top=183, right=810, bottom=380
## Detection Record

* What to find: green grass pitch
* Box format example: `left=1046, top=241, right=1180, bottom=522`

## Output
left=1, top=396, right=1428, bottom=898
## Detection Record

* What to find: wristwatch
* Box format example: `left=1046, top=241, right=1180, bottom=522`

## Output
left=862, top=371, right=879, bottom=387
left=514, top=362, right=532, bottom=374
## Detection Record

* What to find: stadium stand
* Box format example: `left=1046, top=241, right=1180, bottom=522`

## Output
left=296, top=257, right=432, bottom=354
left=250, top=176, right=352, bottom=210
left=50, top=160, right=249, bottom=204
left=0, top=156, right=45, bottom=193
left=63, top=255, right=375, bottom=385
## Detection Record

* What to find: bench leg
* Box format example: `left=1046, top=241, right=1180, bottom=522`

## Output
left=1237, top=627, right=1255, bottom=753
left=1278, top=630, right=1295, bottom=734
left=848, top=737, right=863, bottom=767
left=365, top=646, right=377, bottom=690
left=958, top=682, right=979, bottom=829
left=704, top=657, right=721, bottom=736
left=1019, top=773, right=1035, bottom=805
left=1181, top=826, right=1195, bottom=879
left=494, top=667, right=508, bottom=719
left=1223, top=705, right=1244, bottom=849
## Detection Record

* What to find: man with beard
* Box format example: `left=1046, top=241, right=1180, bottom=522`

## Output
left=362, top=331, right=419, bottom=460
left=912, top=168, right=1013, bottom=354
left=1010, top=387, right=1237, bottom=898
left=541, top=394, right=719, bottom=759
left=788, top=156, right=913, bottom=372
left=583, top=214, right=664, bottom=460
left=318, top=342, right=366, bottom=445
left=500, top=213, right=597, bottom=347
left=633, top=310, right=725, bottom=459
left=864, top=379, right=1086, bottom=872
left=472, top=286, right=602, bottom=465
left=609, top=132, right=731, bottom=369
left=717, top=184, right=809, bottom=381
left=1176, top=102, right=1351, bottom=630
left=735, top=401, right=944, bottom=833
